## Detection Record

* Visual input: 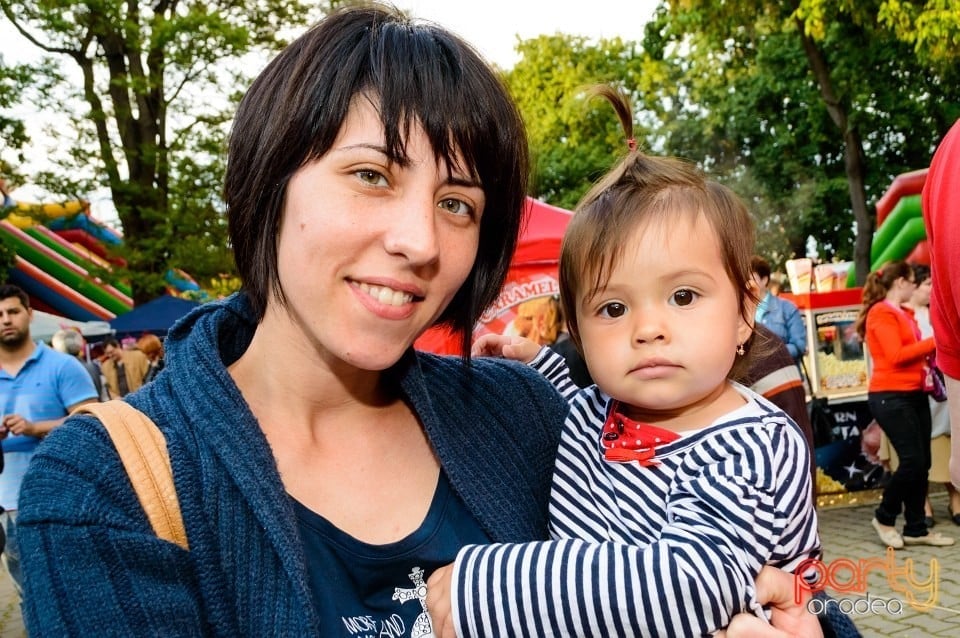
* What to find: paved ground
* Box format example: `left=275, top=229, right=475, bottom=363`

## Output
left=0, top=570, right=22, bottom=638
left=0, top=492, right=959, bottom=636
left=815, top=490, right=960, bottom=637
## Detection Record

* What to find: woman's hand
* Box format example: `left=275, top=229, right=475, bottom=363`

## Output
left=426, top=563, right=456, bottom=638
left=721, top=565, right=822, bottom=638
left=471, top=334, right=541, bottom=363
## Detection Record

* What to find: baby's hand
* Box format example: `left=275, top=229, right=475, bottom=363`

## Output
left=471, top=334, right=541, bottom=363
left=426, top=563, right=456, bottom=638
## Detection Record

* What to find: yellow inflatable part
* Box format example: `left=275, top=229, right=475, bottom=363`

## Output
left=13, top=199, right=87, bottom=218
left=5, top=212, right=36, bottom=229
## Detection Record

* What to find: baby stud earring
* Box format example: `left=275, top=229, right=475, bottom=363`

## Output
left=737, top=343, right=745, bottom=356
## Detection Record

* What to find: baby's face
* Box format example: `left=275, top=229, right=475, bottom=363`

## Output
left=576, top=215, right=751, bottom=429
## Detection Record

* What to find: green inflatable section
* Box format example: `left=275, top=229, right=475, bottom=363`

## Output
left=22, top=227, right=131, bottom=301
left=846, top=193, right=926, bottom=287
left=871, top=216, right=927, bottom=271
left=22, top=227, right=133, bottom=297
left=871, top=195, right=921, bottom=262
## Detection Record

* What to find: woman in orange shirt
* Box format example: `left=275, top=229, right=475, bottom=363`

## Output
left=856, top=260, right=954, bottom=548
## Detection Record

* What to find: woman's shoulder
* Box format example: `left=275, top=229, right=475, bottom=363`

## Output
left=867, top=300, right=895, bottom=317
left=20, top=412, right=130, bottom=523
left=410, top=351, right=567, bottom=438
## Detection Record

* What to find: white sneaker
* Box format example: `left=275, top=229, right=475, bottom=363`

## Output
left=903, top=532, right=955, bottom=547
left=872, top=518, right=904, bottom=549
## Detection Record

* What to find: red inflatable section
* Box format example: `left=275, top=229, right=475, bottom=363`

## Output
left=907, top=239, right=931, bottom=266
left=415, top=198, right=573, bottom=355
left=875, top=168, right=927, bottom=226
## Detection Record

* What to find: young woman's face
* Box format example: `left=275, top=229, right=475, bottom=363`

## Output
left=576, top=215, right=752, bottom=426
left=911, top=277, right=932, bottom=307
left=270, top=96, right=485, bottom=370
left=893, top=274, right=917, bottom=304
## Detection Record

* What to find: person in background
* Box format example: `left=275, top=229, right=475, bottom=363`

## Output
left=752, top=255, right=807, bottom=362
left=16, top=6, right=810, bottom=636
left=549, top=320, right=594, bottom=388
left=136, top=333, right=165, bottom=384
left=855, top=260, right=953, bottom=548
left=898, top=265, right=960, bottom=525
left=922, top=118, right=960, bottom=491
left=99, top=336, right=150, bottom=398
left=515, top=295, right=594, bottom=388
left=0, top=285, right=97, bottom=597
left=51, top=328, right=107, bottom=401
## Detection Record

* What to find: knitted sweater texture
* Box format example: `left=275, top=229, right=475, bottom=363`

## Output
left=18, top=293, right=565, bottom=637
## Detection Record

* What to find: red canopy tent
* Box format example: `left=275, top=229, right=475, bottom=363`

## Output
left=414, top=197, right=573, bottom=354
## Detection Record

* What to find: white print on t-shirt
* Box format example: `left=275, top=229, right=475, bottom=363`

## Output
left=338, top=566, right=435, bottom=637
left=341, top=614, right=405, bottom=636
left=392, top=566, right=435, bottom=638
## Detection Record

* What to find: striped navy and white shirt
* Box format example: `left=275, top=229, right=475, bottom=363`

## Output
left=452, top=349, right=821, bottom=637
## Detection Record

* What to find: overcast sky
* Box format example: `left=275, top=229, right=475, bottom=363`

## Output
left=397, top=0, right=659, bottom=68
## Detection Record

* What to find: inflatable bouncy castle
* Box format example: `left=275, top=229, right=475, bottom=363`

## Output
left=1, top=189, right=205, bottom=320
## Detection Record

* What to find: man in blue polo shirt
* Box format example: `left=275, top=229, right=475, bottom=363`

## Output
left=0, top=284, right=97, bottom=596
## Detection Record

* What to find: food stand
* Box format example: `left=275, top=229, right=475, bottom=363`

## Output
left=782, top=288, right=882, bottom=496
left=784, top=288, right=868, bottom=401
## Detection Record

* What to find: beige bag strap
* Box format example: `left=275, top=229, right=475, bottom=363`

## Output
left=75, top=401, right=189, bottom=550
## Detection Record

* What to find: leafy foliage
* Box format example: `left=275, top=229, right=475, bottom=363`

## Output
left=504, top=35, right=654, bottom=210
left=0, top=0, right=325, bottom=301
left=644, top=1, right=959, bottom=279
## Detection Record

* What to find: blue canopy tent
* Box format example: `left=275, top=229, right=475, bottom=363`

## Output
left=109, top=295, right=200, bottom=338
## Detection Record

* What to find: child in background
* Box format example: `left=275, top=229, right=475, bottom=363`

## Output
left=427, top=87, right=820, bottom=636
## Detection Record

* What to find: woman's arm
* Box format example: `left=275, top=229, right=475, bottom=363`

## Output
left=784, top=302, right=808, bottom=360
left=867, top=309, right=936, bottom=366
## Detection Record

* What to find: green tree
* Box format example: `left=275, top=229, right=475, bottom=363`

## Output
left=650, top=0, right=960, bottom=283
left=504, top=35, right=654, bottom=210
left=0, top=55, right=46, bottom=278
left=0, top=0, right=324, bottom=301
left=0, top=57, right=36, bottom=175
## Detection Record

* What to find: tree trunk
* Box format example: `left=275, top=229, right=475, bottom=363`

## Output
left=798, top=25, right=873, bottom=285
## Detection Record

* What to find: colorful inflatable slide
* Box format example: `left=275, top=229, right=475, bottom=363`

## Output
left=1, top=198, right=133, bottom=321
left=845, top=168, right=930, bottom=288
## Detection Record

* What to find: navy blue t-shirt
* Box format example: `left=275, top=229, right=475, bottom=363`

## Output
left=294, top=471, right=490, bottom=637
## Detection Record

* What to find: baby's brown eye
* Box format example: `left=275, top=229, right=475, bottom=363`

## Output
left=673, top=290, right=695, bottom=306
left=600, top=302, right=626, bottom=318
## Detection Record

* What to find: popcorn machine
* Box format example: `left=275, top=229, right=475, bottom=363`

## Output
left=782, top=288, right=868, bottom=401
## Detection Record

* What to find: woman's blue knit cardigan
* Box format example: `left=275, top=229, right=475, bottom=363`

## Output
left=17, top=293, right=566, bottom=636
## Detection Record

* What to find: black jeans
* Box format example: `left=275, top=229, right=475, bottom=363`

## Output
left=869, top=391, right=932, bottom=537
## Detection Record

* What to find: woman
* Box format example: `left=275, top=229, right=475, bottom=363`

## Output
left=751, top=256, right=807, bottom=362
left=856, top=260, right=954, bottom=548
left=137, top=333, right=165, bottom=384
left=17, top=5, right=811, bottom=636
left=882, top=265, right=960, bottom=525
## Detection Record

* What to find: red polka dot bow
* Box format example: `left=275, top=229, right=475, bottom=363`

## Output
left=601, top=401, right=680, bottom=466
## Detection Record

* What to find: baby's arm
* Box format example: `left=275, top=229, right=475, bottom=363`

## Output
left=473, top=336, right=580, bottom=402
left=429, top=564, right=818, bottom=638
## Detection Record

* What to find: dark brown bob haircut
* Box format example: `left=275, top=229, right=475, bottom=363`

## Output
left=225, top=2, right=528, bottom=356
left=559, top=86, right=761, bottom=380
